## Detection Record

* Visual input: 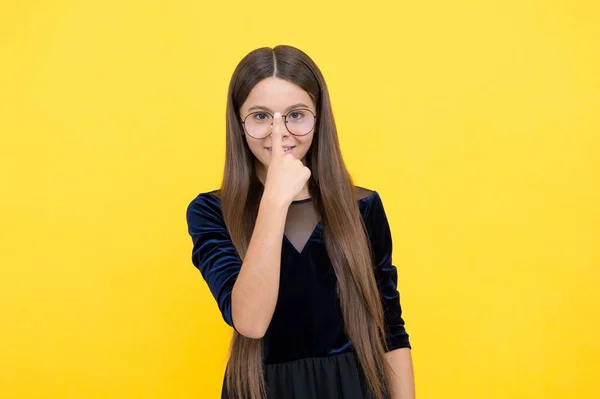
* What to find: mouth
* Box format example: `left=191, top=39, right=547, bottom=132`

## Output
left=265, top=146, right=296, bottom=154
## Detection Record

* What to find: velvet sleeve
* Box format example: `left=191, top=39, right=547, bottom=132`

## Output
left=186, top=193, right=241, bottom=329
left=364, top=192, right=411, bottom=351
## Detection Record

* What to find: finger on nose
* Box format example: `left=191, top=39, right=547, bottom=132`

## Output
left=272, top=112, right=285, bottom=135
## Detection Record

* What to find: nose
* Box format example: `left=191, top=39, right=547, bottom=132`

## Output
left=272, top=113, right=289, bottom=136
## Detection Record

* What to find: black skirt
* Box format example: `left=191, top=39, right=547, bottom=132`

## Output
left=221, top=351, right=381, bottom=398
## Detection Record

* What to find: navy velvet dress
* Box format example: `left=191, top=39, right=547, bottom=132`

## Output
left=186, top=186, right=411, bottom=398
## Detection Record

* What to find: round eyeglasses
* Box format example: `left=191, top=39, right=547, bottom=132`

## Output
left=242, top=109, right=317, bottom=139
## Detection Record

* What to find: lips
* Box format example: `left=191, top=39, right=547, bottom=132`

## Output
left=265, top=146, right=295, bottom=153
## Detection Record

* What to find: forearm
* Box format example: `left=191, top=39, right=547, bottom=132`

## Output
left=385, top=348, right=415, bottom=399
left=231, top=193, right=288, bottom=338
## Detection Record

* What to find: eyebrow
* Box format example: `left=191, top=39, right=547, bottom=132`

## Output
left=247, top=103, right=312, bottom=113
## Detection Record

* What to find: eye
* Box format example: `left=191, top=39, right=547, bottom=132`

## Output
left=288, top=110, right=305, bottom=120
left=253, top=112, right=270, bottom=121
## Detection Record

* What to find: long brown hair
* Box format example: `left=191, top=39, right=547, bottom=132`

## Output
left=220, top=45, right=391, bottom=399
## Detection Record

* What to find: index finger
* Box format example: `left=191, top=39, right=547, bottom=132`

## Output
left=270, top=112, right=285, bottom=158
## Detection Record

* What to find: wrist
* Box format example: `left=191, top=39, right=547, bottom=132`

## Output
left=261, top=189, right=290, bottom=210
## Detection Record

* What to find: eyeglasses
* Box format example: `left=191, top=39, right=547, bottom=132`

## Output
left=242, top=109, right=317, bottom=139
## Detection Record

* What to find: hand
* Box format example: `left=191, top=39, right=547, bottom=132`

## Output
left=264, top=113, right=311, bottom=206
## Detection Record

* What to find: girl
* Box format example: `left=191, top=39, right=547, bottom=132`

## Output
left=186, top=45, right=414, bottom=399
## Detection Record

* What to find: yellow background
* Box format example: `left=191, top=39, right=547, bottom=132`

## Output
left=1, top=0, right=598, bottom=398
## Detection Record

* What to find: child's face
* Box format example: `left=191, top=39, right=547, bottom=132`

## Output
left=239, top=77, right=316, bottom=172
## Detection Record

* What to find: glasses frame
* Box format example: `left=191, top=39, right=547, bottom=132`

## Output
left=241, top=108, right=317, bottom=139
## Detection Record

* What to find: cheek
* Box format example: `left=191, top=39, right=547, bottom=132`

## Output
left=246, top=139, right=270, bottom=165
left=298, top=135, right=314, bottom=151
left=287, top=136, right=311, bottom=161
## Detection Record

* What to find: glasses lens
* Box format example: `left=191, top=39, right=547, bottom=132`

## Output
left=244, top=112, right=273, bottom=138
left=286, top=109, right=315, bottom=136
